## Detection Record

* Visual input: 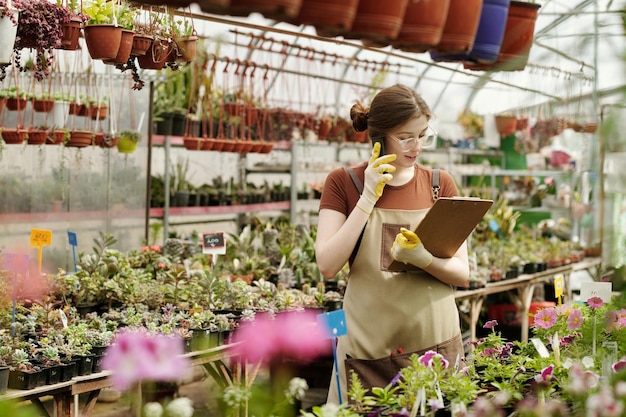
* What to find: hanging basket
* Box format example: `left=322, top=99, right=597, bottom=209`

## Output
left=27, top=129, right=47, bottom=145
left=103, top=29, right=135, bottom=65
left=66, top=130, right=94, bottom=147
left=136, top=38, right=170, bottom=70
left=1, top=128, right=28, bottom=144
left=61, top=17, right=83, bottom=50
left=116, top=135, right=139, bottom=153
left=227, top=0, right=303, bottom=21
left=131, top=34, right=153, bottom=56
left=430, top=0, right=484, bottom=56
left=495, top=115, right=518, bottom=136
left=176, top=35, right=198, bottom=63
left=32, top=99, right=55, bottom=113
left=392, top=0, right=450, bottom=53
left=197, top=0, right=231, bottom=15
left=289, top=0, right=359, bottom=37
left=83, top=24, right=123, bottom=60
left=0, top=8, right=19, bottom=64
left=340, top=0, right=409, bottom=47
left=6, top=97, right=28, bottom=111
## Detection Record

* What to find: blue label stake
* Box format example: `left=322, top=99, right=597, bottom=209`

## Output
left=68, top=231, right=78, bottom=272
left=318, top=309, right=347, bottom=404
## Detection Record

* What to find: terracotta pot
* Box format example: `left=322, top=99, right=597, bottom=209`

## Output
left=183, top=136, right=206, bottom=151
left=66, top=130, right=94, bottom=148
left=197, top=0, right=231, bottom=15
left=219, top=139, right=237, bottom=152
left=208, top=138, right=225, bottom=152
left=6, top=97, right=28, bottom=111
left=27, top=129, right=47, bottom=145
left=430, top=0, right=484, bottom=55
left=94, top=133, right=119, bottom=148
left=249, top=141, right=264, bottom=153
left=290, top=0, right=359, bottom=37
left=47, top=129, right=67, bottom=145
left=176, top=35, right=198, bottom=62
left=1, top=128, right=28, bottom=144
left=83, top=24, right=123, bottom=61
left=136, top=38, right=170, bottom=70
left=464, top=1, right=541, bottom=71
left=89, top=104, right=108, bottom=121
left=32, top=99, right=54, bottom=112
left=341, top=0, right=409, bottom=46
left=392, top=0, right=451, bottom=53
left=131, top=34, right=153, bottom=56
left=227, top=0, right=302, bottom=21
left=259, top=142, right=274, bottom=154
left=495, top=115, right=518, bottom=136
left=103, top=29, right=135, bottom=65
left=61, top=18, right=83, bottom=50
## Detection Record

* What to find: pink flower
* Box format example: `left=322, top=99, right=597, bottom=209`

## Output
left=483, top=320, right=498, bottom=330
left=567, top=363, right=599, bottom=394
left=418, top=350, right=448, bottom=369
left=533, top=308, right=557, bottom=329
left=566, top=308, right=583, bottom=331
left=230, top=310, right=331, bottom=365
left=586, top=386, right=624, bottom=417
left=102, top=329, right=191, bottom=391
left=587, top=296, right=604, bottom=308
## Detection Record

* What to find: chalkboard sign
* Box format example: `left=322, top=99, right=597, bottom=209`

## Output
left=202, top=232, right=226, bottom=255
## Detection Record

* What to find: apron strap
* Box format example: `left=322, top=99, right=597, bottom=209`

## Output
left=346, top=166, right=365, bottom=265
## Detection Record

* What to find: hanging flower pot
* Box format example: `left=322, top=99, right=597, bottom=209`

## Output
left=66, top=130, right=94, bottom=147
left=131, top=34, right=153, bottom=56
left=136, top=38, right=170, bottom=70
left=429, top=0, right=484, bottom=56
left=32, top=98, right=55, bottom=113
left=176, top=35, right=198, bottom=63
left=0, top=7, right=19, bottom=64
left=289, top=0, right=359, bottom=37
left=27, top=129, right=47, bottom=145
left=1, top=128, right=28, bottom=144
left=89, top=103, right=108, bottom=121
left=495, top=114, right=518, bottom=136
left=197, top=0, right=231, bottom=15
left=340, top=0, right=409, bottom=47
left=6, top=97, right=28, bottom=111
left=103, top=29, right=135, bottom=65
left=183, top=136, right=206, bottom=151
left=83, top=24, right=123, bottom=60
left=116, top=130, right=142, bottom=154
left=430, top=0, right=509, bottom=64
left=47, top=129, right=68, bottom=145
left=392, top=0, right=450, bottom=53
left=227, top=0, right=303, bottom=21
left=61, top=17, right=83, bottom=51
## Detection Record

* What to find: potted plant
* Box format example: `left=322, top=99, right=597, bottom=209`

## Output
left=58, top=0, right=89, bottom=51
left=116, top=129, right=142, bottom=153
left=82, top=0, right=123, bottom=61
left=11, top=0, right=69, bottom=81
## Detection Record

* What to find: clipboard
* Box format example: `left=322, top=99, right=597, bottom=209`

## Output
left=387, top=197, right=493, bottom=271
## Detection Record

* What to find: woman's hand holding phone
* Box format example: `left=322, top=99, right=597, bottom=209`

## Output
left=356, top=142, right=397, bottom=215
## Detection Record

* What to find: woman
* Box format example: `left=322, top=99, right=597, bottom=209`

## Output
left=315, top=84, right=470, bottom=404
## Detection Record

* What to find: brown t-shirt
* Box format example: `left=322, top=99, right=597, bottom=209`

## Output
left=319, top=163, right=459, bottom=215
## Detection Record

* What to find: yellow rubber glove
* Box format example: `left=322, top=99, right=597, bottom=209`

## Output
left=391, top=227, right=433, bottom=268
left=356, top=142, right=397, bottom=214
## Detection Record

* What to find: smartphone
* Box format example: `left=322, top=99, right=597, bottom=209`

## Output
left=372, top=137, right=385, bottom=156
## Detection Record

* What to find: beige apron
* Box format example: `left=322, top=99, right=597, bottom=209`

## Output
left=327, top=207, right=464, bottom=404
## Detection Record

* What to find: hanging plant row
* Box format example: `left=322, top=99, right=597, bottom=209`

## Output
left=0, top=0, right=198, bottom=86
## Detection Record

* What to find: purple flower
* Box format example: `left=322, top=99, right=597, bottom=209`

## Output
left=534, top=364, right=554, bottom=384
left=613, top=357, right=626, bottom=373
left=102, top=329, right=191, bottom=391
left=230, top=310, right=331, bottom=365
left=418, top=350, right=448, bottom=369
left=483, top=320, right=498, bottom=330
left=587, top=296, right=604, bottom=308
left=533, top=308, right=557, bottom=329
left=566, top=308, right=583, bottom=331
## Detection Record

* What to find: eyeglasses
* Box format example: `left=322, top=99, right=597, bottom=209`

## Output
left=388, top=125, right=437, bottom=151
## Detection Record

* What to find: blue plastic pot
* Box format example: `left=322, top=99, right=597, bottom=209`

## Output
left=431, top=0, right=510, bottom=63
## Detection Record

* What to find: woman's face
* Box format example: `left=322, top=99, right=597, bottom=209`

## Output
left=385, top=115, right=430, bottom=168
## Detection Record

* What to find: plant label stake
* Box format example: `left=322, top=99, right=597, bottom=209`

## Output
left=488, top=219, right=506, bottom=240
left=68, top=230, right=78, bottom=272
left=5, top=253, right=29, bottom=336
left=553, top=274, right=564, bottom=305
left=202, top=232, right=226, bottom=268
left=317, top=309, right=347, bottom=405
left=30, top=228, right=52, bottom=276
